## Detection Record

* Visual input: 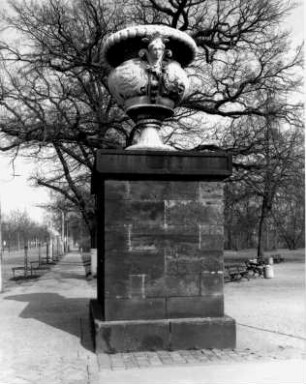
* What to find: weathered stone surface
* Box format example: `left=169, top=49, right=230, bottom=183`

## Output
left=165, top=275, right=200, bottom=296
left=104, top=200, right=127, bottom=226
left=165, top=256, right=202, bottom=275
left=91, top=300, right=236, bottom=353
left=104, top=180, right=129, bottom=200
left=128, top=181, right=169, bottom=200
left=103, top=179, right=226, bottom=317
left=170, top=316, right=236, bottom=350
left=165, top=244, right=202, bottom=259
left=123, top=322, right=169, bottom=352
left=144, top=276, right=167, bottom=297
left=94, top=318, right=170, bottom=354
left=200, top=272, right=224, bottom=295
left=163, top=229, right=199, bottom=250
left=129, top=181, right=200, bottom=201
left=199, top=182, right=224, bottom=199
left=166, top=295, right=224, bottom=318
left=104, top=181, right=223, bottom=296
left=165, top=200, right=206, bottom=227
left=105, top=200, right=165, bottom=227
left=199, top=252, right=223, bottom=271
left=94, top=150, right=232, bottom=180
left=199, top=224, right=224, bottom=235
left=96, top=322, right=126, bottom=354
left=106, top=250, right=164, bottom=275
left=104, top=277, right=129, bottom=299
left=145, top=274, right=200, bottom=297
left=130, top=201, right=165, bottom=226
left=105, top=298, right=166, bottom=321
left=128, top=274, right=146, bottom=298
left=165, top=200, right=223, bottom=227
left=104, top=228, right=130, bottom=252
left=199, top=234, right=224, bottom=251
left=129, top=227, right=164, bottom=252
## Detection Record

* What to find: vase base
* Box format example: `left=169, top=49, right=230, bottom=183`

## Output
left=125, top=143, right=176, bottom=151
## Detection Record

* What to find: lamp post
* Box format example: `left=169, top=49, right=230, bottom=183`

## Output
left=57, top=208, right=65, bottom=255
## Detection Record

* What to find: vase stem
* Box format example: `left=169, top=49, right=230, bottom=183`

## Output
left=126, top=119, right=175, bottom=151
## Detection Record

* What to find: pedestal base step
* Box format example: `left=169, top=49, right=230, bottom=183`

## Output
left=90, top=300, right=236, bottom=354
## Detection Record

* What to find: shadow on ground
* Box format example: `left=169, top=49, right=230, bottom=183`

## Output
left=5, top=293, right=94, bottom=352
left=57, top=272, right=92, bottom=280
left=10, top=276, right=41, bottom=283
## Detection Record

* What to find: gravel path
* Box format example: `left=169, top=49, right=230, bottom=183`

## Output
left=224, top=260, right=305, bottom=358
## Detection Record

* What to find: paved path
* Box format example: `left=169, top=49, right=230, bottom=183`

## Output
left=0, top=252, right=305, bottom=384
left=0, top=252, right=99, bottom=384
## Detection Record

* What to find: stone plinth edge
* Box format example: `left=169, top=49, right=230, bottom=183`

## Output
left=92, top=150, right=232, bottom=192
left=90, top=300, right=236, bottom=354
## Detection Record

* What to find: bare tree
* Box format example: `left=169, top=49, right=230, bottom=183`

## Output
left=0, top=0, right=303, bottom=250
left=222, top=107, right=304, bottom=257
left=2, top=210, right=49, bottom=250
left=272, top=179, right=305, bottom=250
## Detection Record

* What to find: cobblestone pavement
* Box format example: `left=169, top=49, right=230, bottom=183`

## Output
left=98, top=347, right=305, bottom=371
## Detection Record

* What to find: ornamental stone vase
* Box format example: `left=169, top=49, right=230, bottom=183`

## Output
left=101, top=25, right=197, bottom=150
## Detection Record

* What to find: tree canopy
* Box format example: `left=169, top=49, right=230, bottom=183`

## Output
left=0, top=0, right=304, bottom=251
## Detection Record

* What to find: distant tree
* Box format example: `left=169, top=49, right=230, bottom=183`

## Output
left=2, top=210, right=49, bottom=250
left=272, top=165, right=305, bottom=250
left=223, top=107, right=304, bottom=257
left=40, top=192, right=94, bottom=249
left=224, top=183, right=259, bottom=250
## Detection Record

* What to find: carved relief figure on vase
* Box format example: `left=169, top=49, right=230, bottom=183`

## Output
left=144, top=35, right=166, bottom=103
left=138, top=34, right=188, bottom=104
left=146, top=35, right=166, bottom=76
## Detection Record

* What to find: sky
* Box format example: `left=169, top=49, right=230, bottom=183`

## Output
left=0, top=154, right=50, bottom=223
left=0, top=0, right=304, bottom=224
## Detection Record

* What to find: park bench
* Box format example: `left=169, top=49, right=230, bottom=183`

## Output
left=30, top=261, right=52, bottom=274
left=245, top=259, right=265, bottom=277
left=225, top=264, right=250, bottom=281
left=271, top=254, right=284, bottom=263
left=30, top=261, right=43, bottom=275
left=12, top=266, right=33, bottom=278
left=12, top=262, right=50, bottom=278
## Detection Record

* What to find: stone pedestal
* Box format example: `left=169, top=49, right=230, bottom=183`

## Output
left=91, top=149, right=236, bottom=353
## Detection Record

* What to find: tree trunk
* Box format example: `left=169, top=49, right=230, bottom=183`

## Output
left=257, top=200, right=269, bottom=261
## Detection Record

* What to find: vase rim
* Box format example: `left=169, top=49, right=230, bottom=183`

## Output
left=102, top=24, right=197, bottom=68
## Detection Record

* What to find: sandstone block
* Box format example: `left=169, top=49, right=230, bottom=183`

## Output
left=200, top=271, right=224, bottom=295
left=170, top=316, right=236, bottom=350
left=105, top=298, right=166, bottom=321
left=166, top=295, right=224, bottom=318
